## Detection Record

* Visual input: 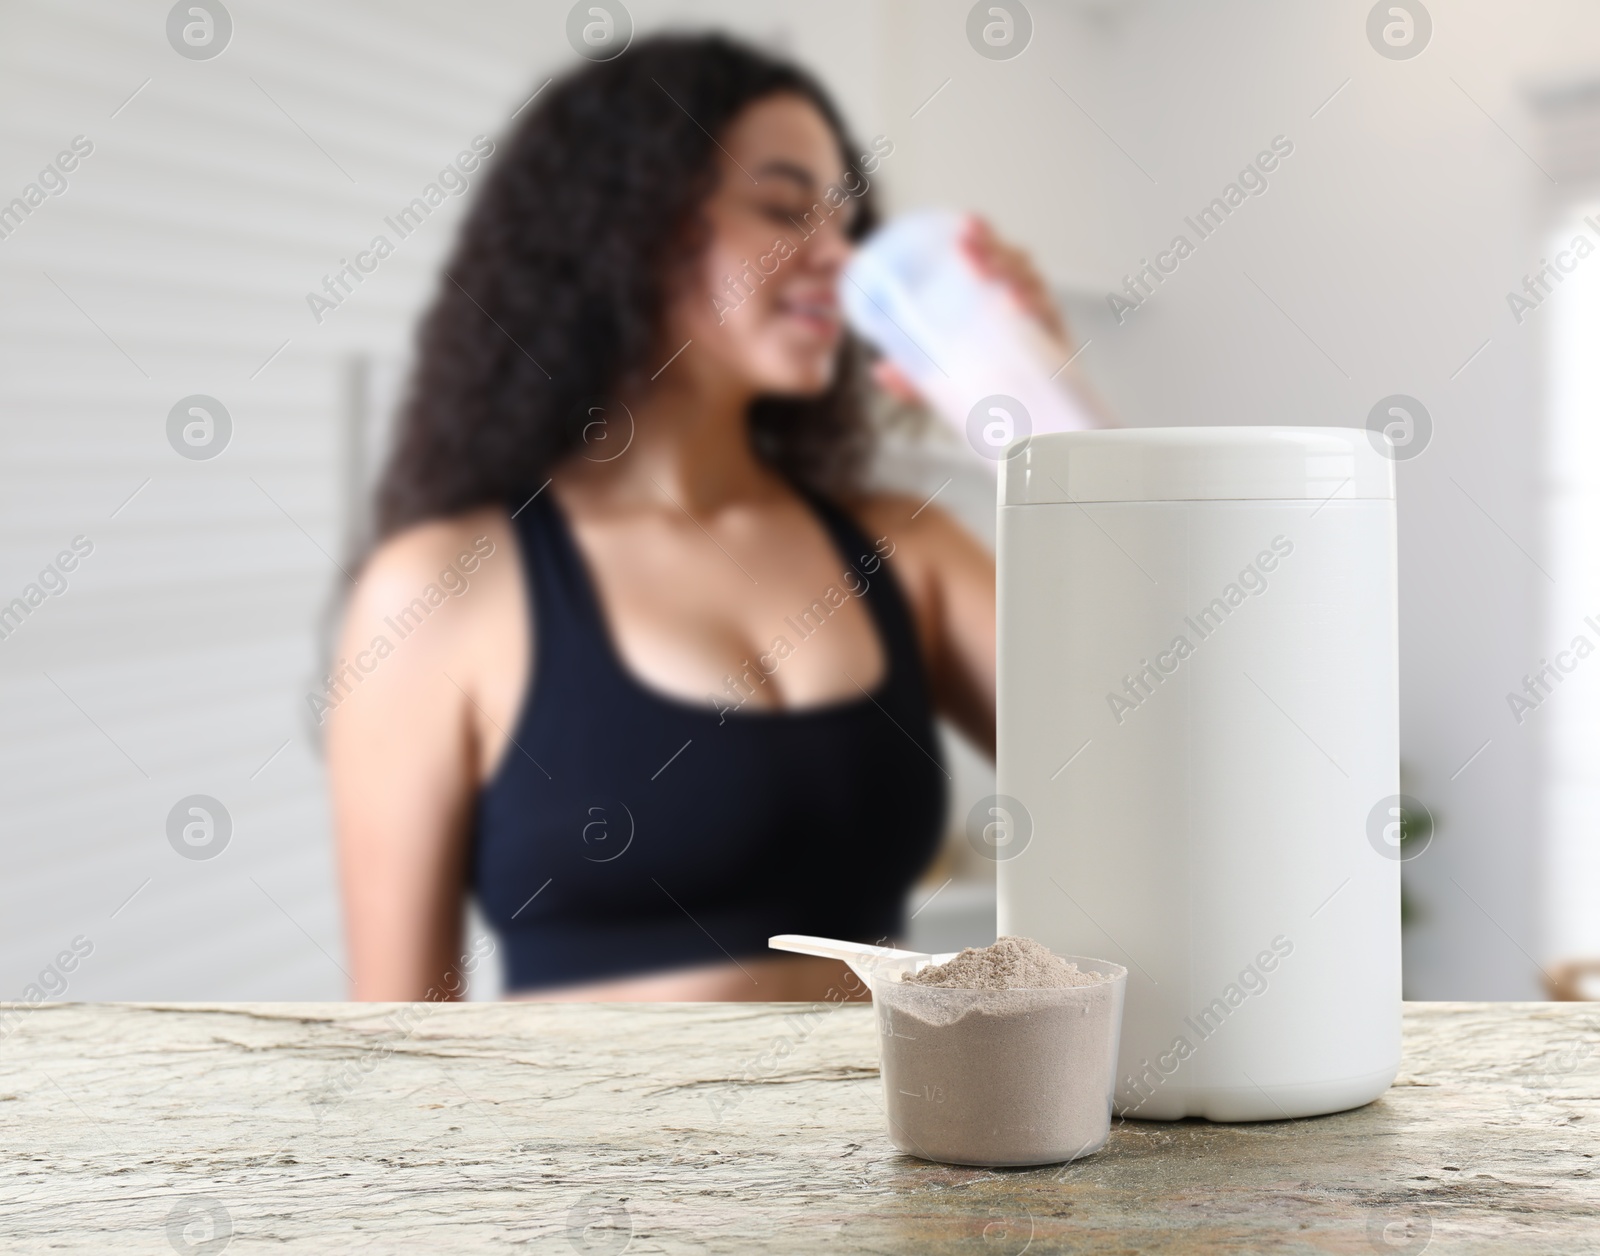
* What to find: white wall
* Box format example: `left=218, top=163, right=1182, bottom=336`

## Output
left=1545, top=202, right=1600, bottom=971
left=0, top=0, right=562, bottom=998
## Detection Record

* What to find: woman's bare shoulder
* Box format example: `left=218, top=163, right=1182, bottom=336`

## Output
left=344, top=506, right=520, bottom=654
left=844, top=490, right=984, bottom=562
left=331, top=505, right=528, bottom=785
left=833, top=491, right=991, bottom=631
left=358, top=507, right=510, bottom=589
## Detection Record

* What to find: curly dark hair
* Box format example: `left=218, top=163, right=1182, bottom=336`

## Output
left=373, top=31, right=881, bottom=541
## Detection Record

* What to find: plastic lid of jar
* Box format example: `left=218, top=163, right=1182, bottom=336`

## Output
left=997, top=426, right=1396, bottom=505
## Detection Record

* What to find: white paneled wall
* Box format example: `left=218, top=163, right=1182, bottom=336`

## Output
left=0, top=0, right=565, bottom=999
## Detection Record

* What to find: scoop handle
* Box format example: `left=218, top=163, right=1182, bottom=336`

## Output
left=767, top=934, right=928, bottom=966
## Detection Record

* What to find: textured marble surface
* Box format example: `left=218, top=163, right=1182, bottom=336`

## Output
left=0, top=1001, right=1596, bottom=1253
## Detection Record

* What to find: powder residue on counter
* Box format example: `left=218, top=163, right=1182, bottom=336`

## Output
left=903, top=935, right=1107, bottom=990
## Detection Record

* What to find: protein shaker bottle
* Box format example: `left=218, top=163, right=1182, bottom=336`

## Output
left=839, top=209, right=1098, bottom=459
left=994, top=427, right=1400, bottom=1121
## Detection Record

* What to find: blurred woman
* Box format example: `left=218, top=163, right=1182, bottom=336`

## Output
left=330, top=33, right=1079, bottom=1000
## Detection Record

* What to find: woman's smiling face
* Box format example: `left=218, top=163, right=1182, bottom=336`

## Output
left=663, top=92, right=861, bottom=398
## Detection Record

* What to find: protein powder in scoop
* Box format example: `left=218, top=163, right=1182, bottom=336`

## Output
left=878, top=936, right=1126, bottom=1167
left=903, top=935, right=1102, bottom=990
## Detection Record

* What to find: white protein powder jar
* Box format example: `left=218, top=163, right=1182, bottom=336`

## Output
left=994, top=427, right=1400, bottom=1121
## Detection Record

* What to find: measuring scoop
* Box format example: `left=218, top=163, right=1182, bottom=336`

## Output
left=767, top=934, right=959, bottom=993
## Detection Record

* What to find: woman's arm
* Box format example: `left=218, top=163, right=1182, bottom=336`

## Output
left=857, top=218, right=1114, bottom=754
left=327, top=512, right=516, bottom=999
left=857, top=497, right=996, bottom=758
left=919, top=506, right=998, bottom=757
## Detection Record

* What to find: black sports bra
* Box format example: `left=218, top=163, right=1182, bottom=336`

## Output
left=468, top=486, right=947, bottom=992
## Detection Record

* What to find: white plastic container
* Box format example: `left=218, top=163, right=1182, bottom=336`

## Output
left=838, top=209, right=1097, bottom=459
left=994, top=427, right=1400, bottom=1121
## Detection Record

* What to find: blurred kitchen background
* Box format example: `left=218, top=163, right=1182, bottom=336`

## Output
left=2, top=0, right=1597, bottom=1000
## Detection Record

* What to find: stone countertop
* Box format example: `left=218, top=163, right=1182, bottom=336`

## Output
left=0, top=1001, right=1596, bottom=1253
